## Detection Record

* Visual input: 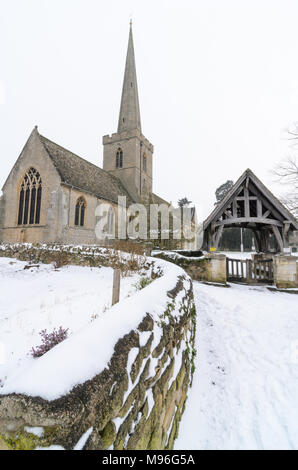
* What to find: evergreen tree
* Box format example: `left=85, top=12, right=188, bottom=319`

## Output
left=215, top=180, right=234, bottom=204
left=177, top=197, right=192, bottom=208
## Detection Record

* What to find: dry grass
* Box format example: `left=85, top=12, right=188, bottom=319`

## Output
left=104, top=241, right=148, bottom=277
left=51, top=251, right=71, bottom=269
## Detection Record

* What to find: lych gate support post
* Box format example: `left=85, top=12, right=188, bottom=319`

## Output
left=112, top=269, right=121, bottom=306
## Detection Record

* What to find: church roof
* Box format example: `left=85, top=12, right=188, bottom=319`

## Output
left=117, top=22, right=142, bottom=133
left=150, top=193, right=170, bottom=206
left=39, top=133, right=134, bottom=206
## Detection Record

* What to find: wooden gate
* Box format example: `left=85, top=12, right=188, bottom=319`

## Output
left=227, top=258, right=274, bottom=284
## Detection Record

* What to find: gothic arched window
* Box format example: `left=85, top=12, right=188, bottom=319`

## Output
left=143, top=153, right=147, bottom=173
left=18, top=168, right=42, bottom=225
left=74, top=197, right=86, bottom=227
left=116, top=148, right=123, bottom=168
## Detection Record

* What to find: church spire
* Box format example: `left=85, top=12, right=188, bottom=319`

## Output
left=117, top=22, right=142, bottom=133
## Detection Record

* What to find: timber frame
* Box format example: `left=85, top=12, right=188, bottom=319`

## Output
left=203, top=168, right=298, bottom=252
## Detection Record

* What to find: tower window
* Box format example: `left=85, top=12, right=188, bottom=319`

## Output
left=116, top=148, right=123, bottom=168
left=18, top=167, right=42, bottom=225
left=75, top=197, right=86, bottom=227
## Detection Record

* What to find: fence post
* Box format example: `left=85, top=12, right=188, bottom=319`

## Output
left=247, top=260, right=252, bottom=283
left=112, top=269, right=121, bottom=306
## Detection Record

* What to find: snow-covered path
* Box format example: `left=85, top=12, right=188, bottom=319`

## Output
left=175, top=282, right=298, bottom=450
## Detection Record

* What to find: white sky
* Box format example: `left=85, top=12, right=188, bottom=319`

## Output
left=1, top=0, right=298, bottom=220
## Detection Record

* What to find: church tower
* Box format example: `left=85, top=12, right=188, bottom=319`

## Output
left=103, top=22, right=154, bottom=202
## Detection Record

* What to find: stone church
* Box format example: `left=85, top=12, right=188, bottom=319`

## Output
left=0, top=24, right=177, bottom=246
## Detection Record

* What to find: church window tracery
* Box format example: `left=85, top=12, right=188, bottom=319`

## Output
left=74, top=197, right=86, bottom=227
left=18, top=168, right=42, bottom=225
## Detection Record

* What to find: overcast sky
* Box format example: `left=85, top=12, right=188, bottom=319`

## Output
left=1, top=0, right=298, bottom=220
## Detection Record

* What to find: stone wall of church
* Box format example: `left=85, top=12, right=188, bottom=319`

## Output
left=0, top=129, right=62, bottom=244
left=0, top=126, right=121, bottom=245
left=58, top=186, right=98, bottom=245
left=59, top=186, right=121, bottom=245
left=0, top=196, right=5, bottom=233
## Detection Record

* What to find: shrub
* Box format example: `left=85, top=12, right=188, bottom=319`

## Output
left=134, top=275, right=153, bottom=291
left=31, top=327, right=69, bottom=358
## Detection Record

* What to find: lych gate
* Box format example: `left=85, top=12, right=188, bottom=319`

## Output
left=203, top=169, right=298, bottom=253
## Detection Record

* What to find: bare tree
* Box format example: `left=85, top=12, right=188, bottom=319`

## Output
left=274, top=156, right=298, bottom=185
left=273, top=125, right=298, bottom=217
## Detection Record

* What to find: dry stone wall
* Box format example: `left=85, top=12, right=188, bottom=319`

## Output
left=0, top=244, right=196, bottom=450
left=154, top=251, right=227, bottom=284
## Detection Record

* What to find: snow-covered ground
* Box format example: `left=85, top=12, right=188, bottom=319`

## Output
left=218, top=251, right=255, bottom=259
left=219, top=250, right=298, bottom=259
left=0, top=255, right=189, bottom=401
left=175, top=282, right=298, bottom=450
left=0, top=257, right=141, bottom=387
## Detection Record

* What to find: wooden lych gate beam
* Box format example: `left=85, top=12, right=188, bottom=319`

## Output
left=211, top=185, right=245, bottom=224
left=215, top=183, right=285, bottom=227
left=247, top=183, right=285, bottom=223
left=209, top=221, right=286, bottom=253
left=214, top=217, right=283, bottom=227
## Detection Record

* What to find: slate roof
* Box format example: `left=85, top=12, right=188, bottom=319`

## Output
left=150, top=192, right=170, bottom=206
left=39, top=133, right=134, bottom=206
